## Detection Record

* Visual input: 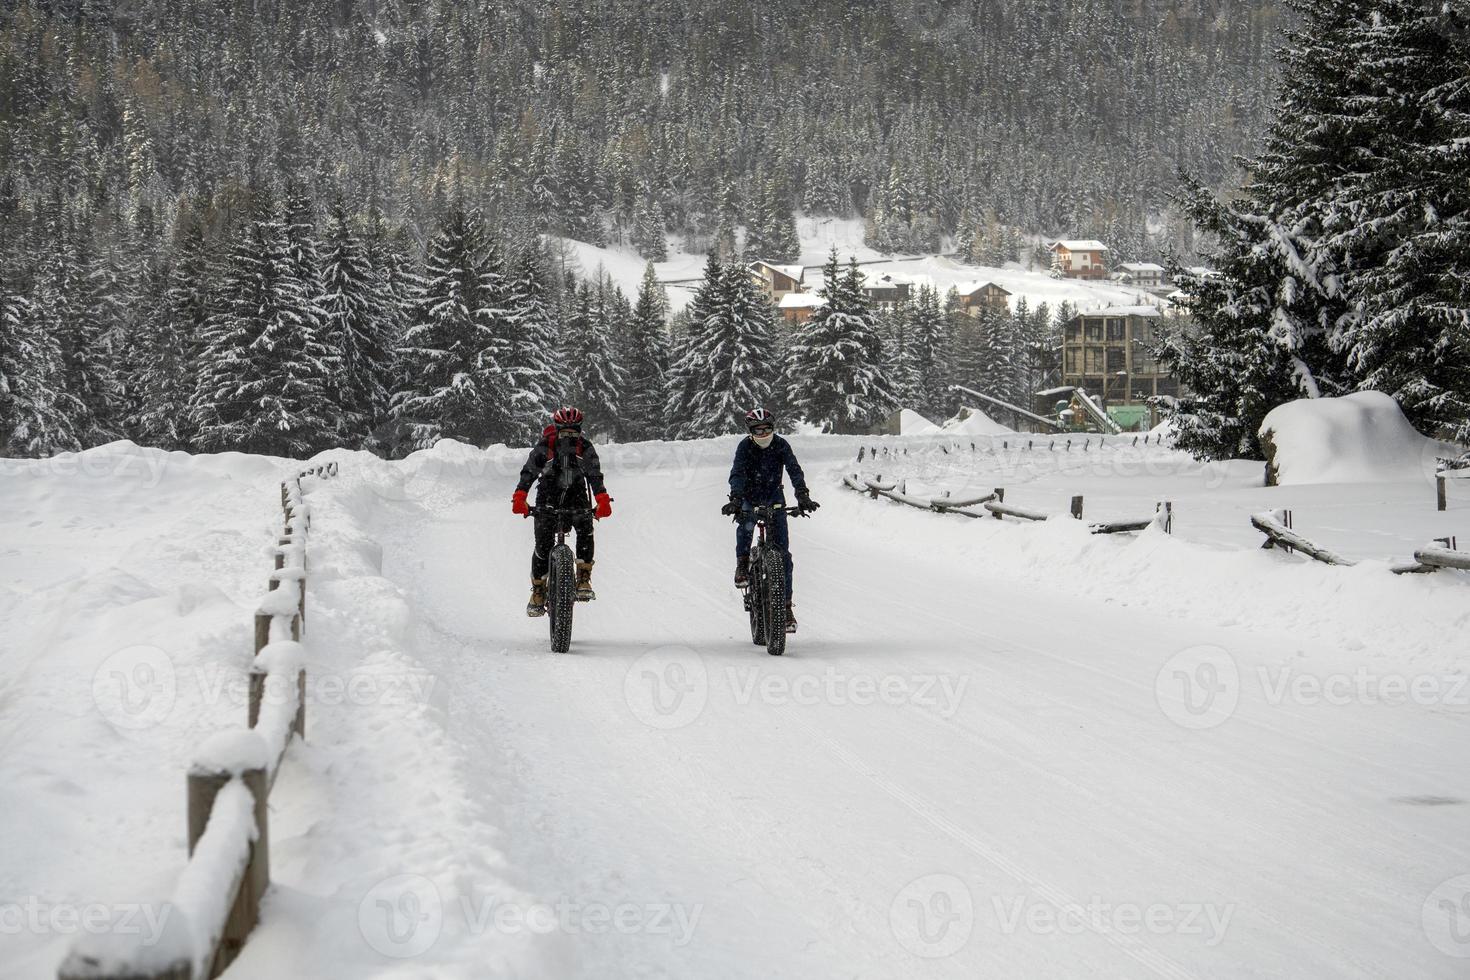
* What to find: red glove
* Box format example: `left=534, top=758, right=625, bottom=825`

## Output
left=594, top=493, right=612, bottom=520
left=512, top=490, right=529, bottom=516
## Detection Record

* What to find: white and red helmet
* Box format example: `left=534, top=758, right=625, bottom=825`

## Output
left=551, top=406, right=584, bottom=430
left=745, top=407, right=775, bottom=431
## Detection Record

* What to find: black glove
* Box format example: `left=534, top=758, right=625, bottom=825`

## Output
left=721, top=494, right=743, bottom=517
left=796, top=489, right=819, bottom=512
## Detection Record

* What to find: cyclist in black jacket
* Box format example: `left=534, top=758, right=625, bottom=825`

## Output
left=721, top=408, right=819, bottom=629
left=512, top=406, right=612, bottom=616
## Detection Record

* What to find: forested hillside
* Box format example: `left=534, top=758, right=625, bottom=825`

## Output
left=0, top=0, right=1289, bottom=456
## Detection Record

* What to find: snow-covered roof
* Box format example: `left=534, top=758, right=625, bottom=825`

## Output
left=751, top=261, right=804, bottom=281
left=1048, top=239, right=1109, bottom=252
left=954, top=280, right=1011, bottom=296
left=778, top=292, right=826, bottom=309
left=1165, top=289, right=1190, bottom=302
left=1119, top=262, right=1165, bottom=273
left=860, top=268, right=913, bottom=287
left=1083, top=305, right=1162, bottom=318
left=1185, top=266, right=1219, bottom=278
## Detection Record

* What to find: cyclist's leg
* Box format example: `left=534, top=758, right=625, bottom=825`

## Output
left=574, top=513, right=595, bottom=564
left=531, top=515, right=554, bottom=579
left=736, top=510, right=755, bottom=559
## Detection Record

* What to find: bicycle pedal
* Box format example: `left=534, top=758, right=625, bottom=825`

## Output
left=527, top=605, right=547, bottom=618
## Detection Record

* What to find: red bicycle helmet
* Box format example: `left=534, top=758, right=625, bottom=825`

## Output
left=551, top=406, right=584, bottom=429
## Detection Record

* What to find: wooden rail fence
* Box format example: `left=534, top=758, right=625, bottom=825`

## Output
left=59, top=460, right=339, bottom=980
left=843, top=474, right=1172, bottom=535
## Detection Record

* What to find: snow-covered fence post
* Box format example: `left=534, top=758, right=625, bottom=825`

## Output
left=186, top=743, right=269, bottom=977
left=1438, top=474, right=1447, bottom=511
left=991, top=488, right=1005, bottom=518
left=1157, top=501, right=1173, bottom=534
left=1070, top=495, right=1084, bottom=519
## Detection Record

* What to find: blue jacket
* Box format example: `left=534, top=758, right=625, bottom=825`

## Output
left=729, top=434, right=807, bottom=504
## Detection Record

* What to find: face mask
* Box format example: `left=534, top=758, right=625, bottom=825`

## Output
left=751, top=432, right=774, bottom=449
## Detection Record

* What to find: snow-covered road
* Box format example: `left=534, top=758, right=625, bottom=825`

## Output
left=323, top=437, right=1469, bottom=978
left=5, top=437, right=1467, bottom=979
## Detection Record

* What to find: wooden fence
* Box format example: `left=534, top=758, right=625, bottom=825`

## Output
left=59, top=461, right=339, bottom=980
left=854, top=431, right=1172, bottom=463
left=843, top=474, right=1173, bottom=535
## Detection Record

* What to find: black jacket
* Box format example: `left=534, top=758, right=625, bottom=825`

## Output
left=517, top=426, right=607, bottom=504
left=729, top=434, right=807, bottom=504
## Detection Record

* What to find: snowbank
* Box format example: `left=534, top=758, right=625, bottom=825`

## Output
left=898, top=409, right=940, bottom=435
left=1260, top=392, right=1451, bottom=486
left=941, top=406, right=1015, bottom=436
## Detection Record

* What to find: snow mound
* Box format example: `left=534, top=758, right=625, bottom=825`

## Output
left=941, top=406, right=1015, bottom=436
left=898, top=409, right=940, bottom=435
left=1260, top=391, right=1449, bottom=485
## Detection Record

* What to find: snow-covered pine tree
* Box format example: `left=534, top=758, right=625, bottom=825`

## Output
left=623, top=261, right=672, bottom=441
left=883, top=301, right=920, bottom=411
left=631, top=196, right=668, bottom=261
left=134, top=215, right=212, bottom=449
left=392, top=205, right=511, bottom=450
left=667, top=254, right=774, bottom=438
left=1325, top=2, right=1470, bottom=439
left=0, top=267, right=81, bottom=456
left=501, top=243, right=564, bottom=441
left=560, top=274, right=628, bottom=439
left=189, top=208, right=340, bottom=455
left=320, top=199, right=398, bottom=445
left=907, top=283, right=951, bottom=421
left=33, top=231, right=125, bottom=447
left=786, top=250, right=894, bottom=433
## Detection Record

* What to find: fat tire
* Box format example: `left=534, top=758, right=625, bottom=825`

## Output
left=548, top=544, right=576, bottom=653
left=762, top=549, right=787, bottom=656
left=748, top=546, right=767, bottom=646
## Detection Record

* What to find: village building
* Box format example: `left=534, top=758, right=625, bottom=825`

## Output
left=748, top=261, right=806, bottom=302
left=953, top=280, right=1012, bottom=315
left=778, top=291, right=826, bottom=324
left=1046, top=239, right=1109, bottom=280
left=1111, top=262, right=1167, bottom=289
left=859, top=269, right=913, bottom=308
left=1060, top=306, right=1178, bottom=411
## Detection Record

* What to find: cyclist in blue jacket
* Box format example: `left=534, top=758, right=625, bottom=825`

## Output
left=721, top=408, right=819, bottom=629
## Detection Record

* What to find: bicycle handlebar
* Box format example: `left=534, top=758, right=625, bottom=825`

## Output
left=729, top=502, right=813, bottom=522
left=526, top=505, right=595, bottom=518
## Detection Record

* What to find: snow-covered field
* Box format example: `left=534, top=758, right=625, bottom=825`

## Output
left=556, top=215, right=1166, bottom=315
left=4, top=435, right=1470, bottom=978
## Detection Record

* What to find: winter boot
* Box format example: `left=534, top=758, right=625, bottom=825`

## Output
left=734, top=555, right=750, bottom=588
left=575, top=561, right=596, bottom=601
left=526, top=577, right=547, bottom=617
left=785, top=602, right=797, bottom=633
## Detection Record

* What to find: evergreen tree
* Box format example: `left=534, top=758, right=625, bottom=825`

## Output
left=667, top=254, right=774, bottom=438
left=392, top=205, right=511, bottom=449
left=189, top=209, right=339, bottom=455
left=907, top=284, right=950, bottom=421
left=501, top=244, right=564, bottom=441
left=320, top=199, right=398, bottom=444
left=561, top=275, right=628, bottom=438
left=0, top=269, right=80, bottom=456
left=624, top=262, right=672, bottom=440
left=786, top=250, right=893, bottom=433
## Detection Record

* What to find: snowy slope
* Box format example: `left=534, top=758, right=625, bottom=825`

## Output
left=5, top=437, right=1469, bottom=978
left=553, top=216, right=1165, bottom=315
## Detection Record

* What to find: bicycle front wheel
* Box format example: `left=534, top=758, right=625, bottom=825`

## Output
left=761, top=549, right=786, bottom=656
left=548, top=544, right=576, bottom=653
